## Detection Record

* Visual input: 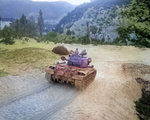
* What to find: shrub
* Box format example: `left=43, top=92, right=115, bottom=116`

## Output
left=135, top=90, right=150, bottom=120
left=44, top=31, right=57, bottom=42
left=78, top=35, right=90, bottom=45
left=0, top=69, right=9, bottom=77
left=1, top=26, right=15, bottom=45
left=25, top=37, right=29, bottom=41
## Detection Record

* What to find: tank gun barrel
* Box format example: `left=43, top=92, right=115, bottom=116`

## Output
left=61, top=56, right=71, bottom=61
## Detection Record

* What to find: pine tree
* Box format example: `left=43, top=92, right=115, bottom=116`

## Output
left=38, top=10, right=44, bottom=41
left=26, top=16, right=37, bottom=37
left=20, top=14, right=27, bottom=34
left=1, top=26, right=15, bottom=45
left=15, top=19, right=19, bottom=33
left=86, top=21, right=91, bottom=44
left=0, top=16, right=1, bottom=30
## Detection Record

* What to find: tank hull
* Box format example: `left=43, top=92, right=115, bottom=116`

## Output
left=45, top=64, right=96, bottom=90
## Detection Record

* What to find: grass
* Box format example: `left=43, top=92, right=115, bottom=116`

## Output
left=0, top=69, right=9, bottom=77
left=0, top=38, right=55, bottom=50
left=0, top=39, right=60, bottom=77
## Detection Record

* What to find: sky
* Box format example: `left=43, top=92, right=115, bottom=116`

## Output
left=32, top=0, right=91, bottom=5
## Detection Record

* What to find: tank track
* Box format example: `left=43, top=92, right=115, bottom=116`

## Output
left=45, top=70, right=96, bottom=91
left=75, top=71, right=96, bottom=90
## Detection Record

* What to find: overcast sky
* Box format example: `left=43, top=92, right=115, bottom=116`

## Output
left=32, top=0, right=91, bottom=5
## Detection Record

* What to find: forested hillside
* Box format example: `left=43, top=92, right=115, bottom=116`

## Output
left=54, top=0, right=130, bottom=33
left=0, top=0, right=149, bottom=48
left=118, top=0, right=150, bottom=47
left=53, top=0, right=150, bottom=48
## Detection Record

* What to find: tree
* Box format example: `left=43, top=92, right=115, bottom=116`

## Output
left=119, top=0, right=150, bottom=47
left=86, top=21, right=91, bottom=43
left=38, top=10, right=44, bottom=41
left=14, top=19, right=19, bottom=33
left=1, top=26, right=15, bottom=45
left=20, top=14, right=27, bottom=34
left=10, top=15, right=37, bottom=38
left=26, top=16, right=37, bottom=37
left=0, top=16, right=1, bottom=30
left=44, top=31, right=57, bottom=42
left=79, top=35, right=90, bottom=45
left=66, top=29, right=71, bottom=35
left=90, top=25, right=98, bottom=39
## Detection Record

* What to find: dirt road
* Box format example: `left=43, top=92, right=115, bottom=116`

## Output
left=0, top=73, right=79, bottom=120
left=0, top=45, right=150, bottom=120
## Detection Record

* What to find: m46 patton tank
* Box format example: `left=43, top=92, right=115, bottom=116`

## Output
left=45, top=49, right=97, bottom=90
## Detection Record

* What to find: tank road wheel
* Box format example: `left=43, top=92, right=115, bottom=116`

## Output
left=83, top=71, right=96, bottom=88
left=45, top=73, right=55, bottom=82
left=75, top=80, right=84, bottom=91
left=45, top=73, right=51, bottom=82
left=51, top=74, right=55, bottom=82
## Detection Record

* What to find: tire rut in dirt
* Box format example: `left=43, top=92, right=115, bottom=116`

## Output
left=0, top=83, right=54, bottom=108
left=0, top=83, right=79, bottom=120
left=31, top=90, right=79, bottom=120
left=0, top=75, right=55, bottom=108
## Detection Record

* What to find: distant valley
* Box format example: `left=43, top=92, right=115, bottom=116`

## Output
left=0, top=0, right=76, bottom=22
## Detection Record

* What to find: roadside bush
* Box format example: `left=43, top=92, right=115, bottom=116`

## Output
left=78, top=35, right=90, bottom=45
left=112, top=37, right=127, bottom=46
left=25, top=37, right=29, bottom=41
left=135, top=91, right=150, bottom=120
left=0, top=26, right=15, bottom=45
left=44, top=31, right=57, bottom=42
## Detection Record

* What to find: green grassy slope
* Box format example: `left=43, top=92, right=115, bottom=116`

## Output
left=0, top=39, right=60, bottom=76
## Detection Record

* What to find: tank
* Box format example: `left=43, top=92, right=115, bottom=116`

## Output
left=45, top=50, right=97, bottom=90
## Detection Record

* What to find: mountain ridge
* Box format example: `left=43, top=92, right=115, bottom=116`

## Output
left=0, top=0, right=76, bottom=20
left=54, top=0, right=131, bottom=41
